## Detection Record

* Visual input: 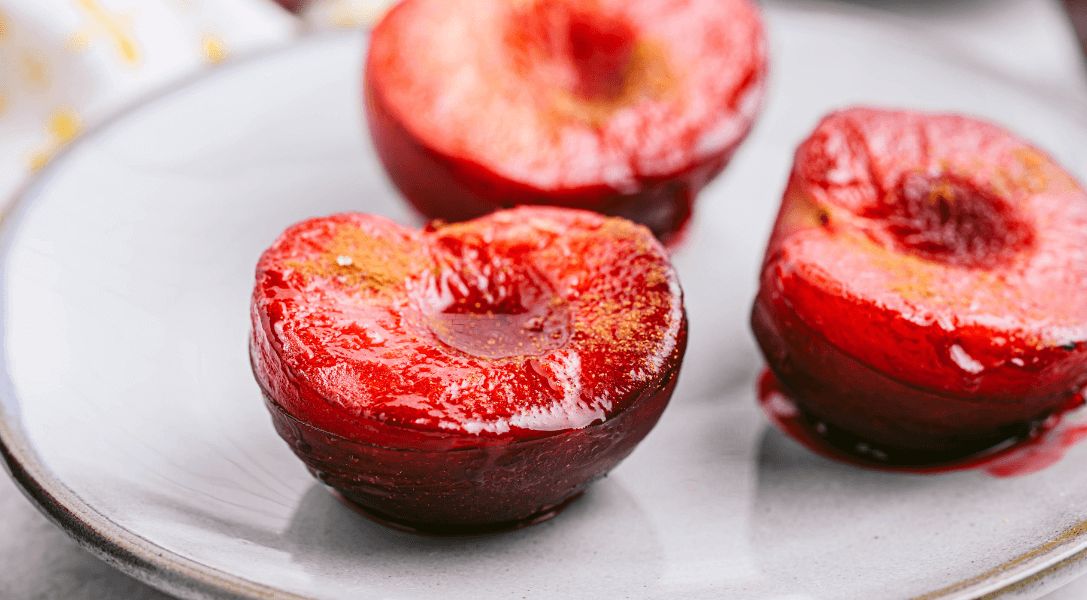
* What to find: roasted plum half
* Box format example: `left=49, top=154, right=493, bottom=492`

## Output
left=251, top=206, right=687, bottom=532
left=364, top=0, right=767, bottom=244
left=752, top=107, right=1087, bottom=458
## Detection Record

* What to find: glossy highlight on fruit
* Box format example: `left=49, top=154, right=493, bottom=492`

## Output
left=251, top=206, right=687, bottom=532
left=364, top=0, right=768, bottom=244
left=752, top=107, right=1087, bottom=456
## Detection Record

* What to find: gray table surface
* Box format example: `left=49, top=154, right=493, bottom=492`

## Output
left=2, top=0, right=1087, bottom=598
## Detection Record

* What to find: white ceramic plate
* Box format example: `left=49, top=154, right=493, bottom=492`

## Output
left=5, top=4, right=1087, bottom=599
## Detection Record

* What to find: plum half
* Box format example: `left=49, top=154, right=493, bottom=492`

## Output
left=364, top=0, right=768, bottom=244
left=251, top=206, right=686, bottom=532
left=752, top=107, right=1087, bottom=457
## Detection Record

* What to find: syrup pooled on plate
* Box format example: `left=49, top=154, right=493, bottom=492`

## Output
left=758, top=369, right=1087, bottom=477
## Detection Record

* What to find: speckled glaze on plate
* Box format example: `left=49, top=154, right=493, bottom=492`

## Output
left=4, top=4, right=1087, bottom=599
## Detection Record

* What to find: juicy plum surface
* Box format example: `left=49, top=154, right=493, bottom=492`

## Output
left=251, top=207, right=686, bottom=450
left=365, top=0, right=767, bottom=241
left=755, top=108, right=1087, bottom=449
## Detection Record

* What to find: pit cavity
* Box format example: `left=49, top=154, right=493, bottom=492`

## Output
left=423, top=262, right=571, bottom=360
left=505, top=0, right=671, bottom=119
left=565, top=7, right=636, bottom=100
left=880, top=172, right=1034, bottom=268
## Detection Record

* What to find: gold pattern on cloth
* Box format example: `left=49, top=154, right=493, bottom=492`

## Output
left=0, top=0, right=295, bottom=186
left=200, top=31, right=228, bottom=64
left=28, top=109, right=82, bottom=171
left=72, top=0, right=141, bottom=65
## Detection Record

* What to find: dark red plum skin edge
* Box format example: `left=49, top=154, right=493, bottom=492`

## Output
left=751, top=292, right=1084, bottom=454
left=252, top=315, right=687, bottom=532
left=363, top=65, right=745, bottom=246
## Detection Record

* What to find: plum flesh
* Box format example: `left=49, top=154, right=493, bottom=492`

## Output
left=251, top=207, right=687, bottom=530
left=364, top=0, right=767, bottom=244
left=753, top=108, right=1087, bottom=454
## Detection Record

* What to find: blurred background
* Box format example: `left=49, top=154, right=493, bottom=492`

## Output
left=2, top=0, right=1086, bottom=204
left=2, top=0, right=1087, bottom=598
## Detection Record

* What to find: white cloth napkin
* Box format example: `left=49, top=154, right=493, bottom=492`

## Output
left=0, top=0, right=298, bottom=204
left=296, top=0, right=394, bottom=32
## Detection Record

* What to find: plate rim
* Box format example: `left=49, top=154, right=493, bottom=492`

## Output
left=1, top=7, right=1087, bottom=600
left=0, top=30, right=359, bottom=600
